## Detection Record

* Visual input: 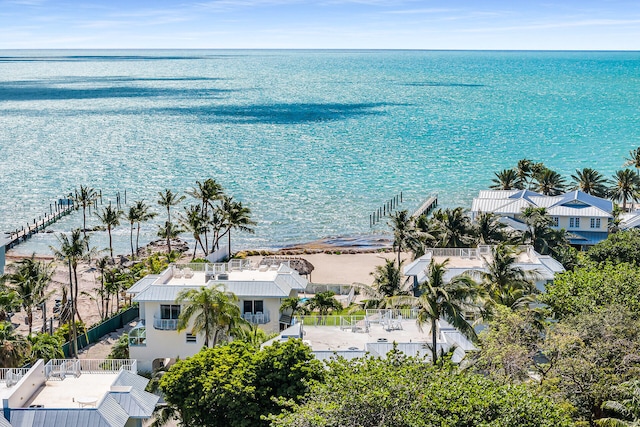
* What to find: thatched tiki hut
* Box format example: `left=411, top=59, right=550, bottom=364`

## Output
left=260, top=256, right=315, bottom=281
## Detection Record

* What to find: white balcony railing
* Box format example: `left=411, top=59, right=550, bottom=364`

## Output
left=242, top=311, right=270, bottom=324
left=153, top=316, right=179, bottom=330
left=44, top=359, right=137, bottom=380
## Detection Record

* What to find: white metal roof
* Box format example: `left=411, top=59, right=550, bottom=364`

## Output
left=133, top=285, right=197, bottom=302
left=127, top=275, right=160, bottom=294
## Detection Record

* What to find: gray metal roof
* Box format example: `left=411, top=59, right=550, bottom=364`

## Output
left=274, top=273, right=307, bottom=292
left=551, top=190, right=613, bottom=212
left=97, top=395, right=130, bottom=427
left=133, top=285, right=197, bottom=302
left=9, top=408, right=118, bottom=427
left=0, top=416, right=11, bottom=427
left=224, top=281, right=291, bottom=297
left=127, top=275, right=160, bottom=294
left=403, top=254, right=432, bottom=277
left=567, top=230, right=609, bottom=245
left=112, top=369, right=150, bottom=392
left=108, top=389, right=158, bottom=418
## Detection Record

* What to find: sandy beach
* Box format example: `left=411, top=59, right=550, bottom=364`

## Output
left=4, top=242, right=409, bottom=340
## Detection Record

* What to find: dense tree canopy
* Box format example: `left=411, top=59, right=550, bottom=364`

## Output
left=540, top=261, right=640, bottom=317
left=159, top=340, right=323, bottom=427
left=271, top=350, right=573, bottom=427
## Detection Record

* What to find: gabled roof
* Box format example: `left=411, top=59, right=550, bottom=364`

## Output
left=473, top=189, right=613, bottom=218
left=403, top=254, right=432, bottom=277
left=0, top=416, right=11, bottom=427
left=551, top=190, right=613, bottom=213
left=108, top=389, right=158, bottom=418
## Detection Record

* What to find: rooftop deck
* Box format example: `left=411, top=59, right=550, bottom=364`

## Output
left=26, top=373, right=118, bottom=408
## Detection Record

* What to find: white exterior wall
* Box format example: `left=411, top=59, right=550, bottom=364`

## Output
left=132, top=292, right=298, bottom=367
left=129, top=301, right=202, bottom=371
left=239, top=297, right=283, bottom=333
left=4, top=360, right=46, bottom=409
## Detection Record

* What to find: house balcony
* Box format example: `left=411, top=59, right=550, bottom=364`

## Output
left=242, top=311, right=271, bottom=324
left=153, top=316, right=179, bottom=330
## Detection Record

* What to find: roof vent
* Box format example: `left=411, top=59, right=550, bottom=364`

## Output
left=217, top=274, right=228, bottom=280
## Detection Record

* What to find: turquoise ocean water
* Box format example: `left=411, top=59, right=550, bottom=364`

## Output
left=1, top=50, right=639, bottom=255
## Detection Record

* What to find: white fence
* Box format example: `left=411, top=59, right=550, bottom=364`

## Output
left=44, top=359, right=137, bottom=380
left=0, top=368, right=30, bottom=387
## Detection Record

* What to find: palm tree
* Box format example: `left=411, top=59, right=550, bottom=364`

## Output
left=75, top=185, right=97, bottom=237
left=307, top=291, right=342, bottom=319
left=596, top=379, right=640, bottom=426
left=570, top=168, right=609, bottom=197
left=389, top=210, right=420, bottom=266
left=279, top=297, right=310, bottom=318
left=388, top=260, right=484, bottom=365
left=187, top=179, right=224, bottom=250
left=532, top=168, right=566, bottom=196
left=50, top=229, right=94, bottom=358
left=0, top=321, right=30, bottom=367
left=623, top=147, right=640, bottom=175
left=610, top=169, right=640, bottom=211
left=179, top=205, right=208, bottom=260
left=95, top=256, right=110, bottom=320
left=95, top=204, right=123, bottom=260
left=126, top=205, right=140, bottom=258
left=516, top=159, right=533, bottom=188
left=474, top=211, right=510, bottom=245
left=158, top=189, right=185, bottom=225
left=157, top=221, right=183, bottom=254
left=132, top=200, right=157, bottom=255
left=352, top=260, right=410, bottom=310
left=219, top=196, right=256, bottom=259
left=158, top=189, right=185, bottom=252
left=490, top=169, right=523, bottom=190
left=475, top=244, right=538, bottom=310
left=0, top=289, right=21, bottom=322
left=1, top=254, right=53, bottom=335
left=430, top=207, right=474, bottom=248
left=28, top=333, right=64, bottom=363
left=176, top=284, right=242, bottom=347
left=521, top=207, right=556, bottom=254
left=371, top=259, right=408, bottom=298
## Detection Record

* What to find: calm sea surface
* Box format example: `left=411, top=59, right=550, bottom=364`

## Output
left=1, top=50, right=639, bottom=255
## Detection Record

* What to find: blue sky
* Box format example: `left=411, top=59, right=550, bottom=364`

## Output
left=1, top=0, right=639, bottom=49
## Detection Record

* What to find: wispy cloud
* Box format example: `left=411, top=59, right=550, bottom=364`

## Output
left=382, top=8, right=457, bottom=15
left=460, top=18, right=640, bottom=33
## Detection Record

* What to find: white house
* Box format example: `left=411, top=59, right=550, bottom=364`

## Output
left=471, top=189, right=613, bottom=247
left=0, top=359, right=158, bottom=427
left=403, top=245, right=565, bottom=294
left=126, top=259, right=307, bottom=371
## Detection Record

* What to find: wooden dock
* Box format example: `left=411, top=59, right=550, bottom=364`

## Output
left=3, top=198, right=75, bottom=249
left=412, top=194, right=438, bottom=218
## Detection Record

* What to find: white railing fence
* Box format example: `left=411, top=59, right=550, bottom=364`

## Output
left=44, top=359, right=137, bottom=380
left=0, top=368, right=30, bottom=387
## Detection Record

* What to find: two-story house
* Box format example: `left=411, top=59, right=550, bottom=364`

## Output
left=471, top=189, right=613, bottom=248
left=126, top=259, right=307, bottom=371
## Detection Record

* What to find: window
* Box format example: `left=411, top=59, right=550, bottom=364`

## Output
left=590, top=218, right=601, bottom=229
left=552, top=217, right=559, bottom=227
left=243, top=300, right=264, bottom=314
left=160, top=304, right=180, bottom=320
left=569, top=217, right=580, bottom=228
left=186, top=333, right=197, bottom=343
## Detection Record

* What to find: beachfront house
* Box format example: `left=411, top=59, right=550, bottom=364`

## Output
left=471, top=189, right=613, bottom=248
left=126, top=260, right=307, bottom=371
left=0, top=358, right=157, bottom=427
left=403, top=245, right=565, bottom=294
